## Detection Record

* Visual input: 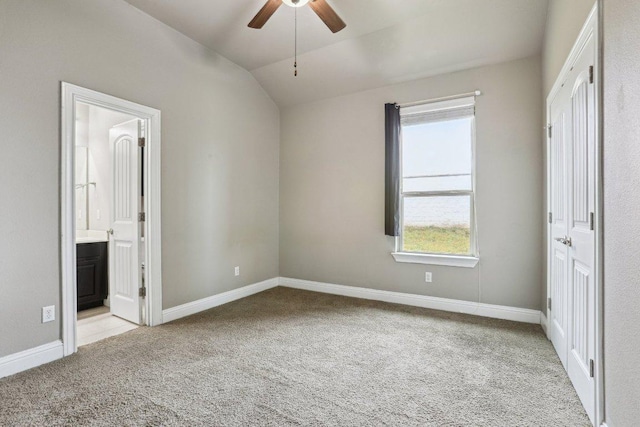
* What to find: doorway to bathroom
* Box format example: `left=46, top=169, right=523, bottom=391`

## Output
left=61, top=83, right=162, bottom=356
left=75, top=105, right=142, bottom=345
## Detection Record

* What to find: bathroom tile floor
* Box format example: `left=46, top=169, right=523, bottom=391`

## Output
left=77, top=305, right=109, bottom=320
left=77, top=307, right=138, bottom=347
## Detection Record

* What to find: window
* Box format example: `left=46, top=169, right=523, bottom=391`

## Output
left=393, top=97, right=478, bottom=266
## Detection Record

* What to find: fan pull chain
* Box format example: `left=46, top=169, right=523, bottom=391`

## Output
left=294, top=7, right=298, bottom=77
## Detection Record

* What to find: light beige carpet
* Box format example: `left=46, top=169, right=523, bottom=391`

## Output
left=0, top=287, right=590, bottom=426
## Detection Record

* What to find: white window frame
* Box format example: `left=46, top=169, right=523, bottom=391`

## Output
left=392, top=97, right=479, bottom=268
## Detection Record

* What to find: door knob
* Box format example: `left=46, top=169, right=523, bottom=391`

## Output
left=554, top=236, right=572, bottom=247
left=107, top=228, right=114, bottom=235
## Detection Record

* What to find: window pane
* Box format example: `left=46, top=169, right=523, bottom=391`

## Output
left=402, top=196, right=471, bottom=255
left=402, top=117, right=472, bottom=192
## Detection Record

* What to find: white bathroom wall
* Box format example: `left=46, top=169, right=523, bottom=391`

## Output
left=75, top=103, right=90, bottom=230
left=86, top=105, right=137, bottom=232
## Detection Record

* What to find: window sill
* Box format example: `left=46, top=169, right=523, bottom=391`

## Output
left=391, top=252, right=479, bottom=268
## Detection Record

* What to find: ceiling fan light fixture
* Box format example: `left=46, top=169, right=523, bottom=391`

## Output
left=247, top=0, right=346, bottom=76
left=282, top=0, right=311, bottom=8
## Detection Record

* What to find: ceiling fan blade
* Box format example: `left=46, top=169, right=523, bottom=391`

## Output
left=248, top=0, right=283, bottom=29
left=308, top=0, right=346, bottom=33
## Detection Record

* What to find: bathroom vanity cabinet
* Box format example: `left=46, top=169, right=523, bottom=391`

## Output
left=77, top=242, right=108, bottom=311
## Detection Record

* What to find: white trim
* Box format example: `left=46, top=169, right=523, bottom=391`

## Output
left=279, top=277, right=541, bottom=324
left=396, top=105, right=478, bottom=260
left=398, top=90, right=481, bottom=109
left=540, top=312, right=548, bottom=334
left=594, top=3, right=605, bottom=425
left=0, top=341, right=64, bottom=380
left=0, top=277, right=547, bottom=380
left=400, top=95, right=475, bottom=117
left=162, top=278, right=279, bottom=323
left=391, top=252, right=479, bottom=268
left=61, top=83, right=162, bottom=356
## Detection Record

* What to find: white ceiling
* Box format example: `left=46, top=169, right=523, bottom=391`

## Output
left=124, top=0, right=549, bottom=107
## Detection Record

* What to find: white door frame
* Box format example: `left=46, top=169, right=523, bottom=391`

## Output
left=60, top=82, right=162, bottom=356
left=545, top=5, right=604, bottom=426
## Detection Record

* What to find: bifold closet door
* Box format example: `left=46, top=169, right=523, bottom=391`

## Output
left=548, top=34, right=596, bottom=424
left=548, top=84, right=570, bottom=369
left=565, top=34, right=596, bottom=422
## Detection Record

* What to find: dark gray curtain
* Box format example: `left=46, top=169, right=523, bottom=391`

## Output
left=385, top=103, right=400, bottom=237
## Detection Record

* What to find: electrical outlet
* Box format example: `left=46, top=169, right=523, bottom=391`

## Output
left=234, top=266, right=240, bottom=276
left=96, top=209, right=101, bottom=220
left=425, top=272, right=433, bottom=283
left=42, top=306, right=55, bottom=323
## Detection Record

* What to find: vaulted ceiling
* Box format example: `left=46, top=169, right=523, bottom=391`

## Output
left=124, top=0, right=549, bottom=107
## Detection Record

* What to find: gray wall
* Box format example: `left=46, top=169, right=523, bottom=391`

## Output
left=540, top=0, right=595, bottom=311
left=603, top=1, right=640, bottom=423
left=280, top=56, right=543, bottom=310
left=0, top=0, right=279, bottom=357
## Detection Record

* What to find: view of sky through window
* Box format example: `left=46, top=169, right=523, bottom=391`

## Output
left=402, top=117, right=472, bottom=193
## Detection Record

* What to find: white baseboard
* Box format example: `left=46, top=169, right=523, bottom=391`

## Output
left=162, top=277, right=279, bottom=323
left=0, top=340, right=64, bottom=380
left=540, top=312, right=548, bottom=334
left=0, top=277, right=546, bottom=380
left=279, top=277, right=542, bottom=324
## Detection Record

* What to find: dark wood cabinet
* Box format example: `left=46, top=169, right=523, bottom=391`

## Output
left=77, top=242, right=108, bottom=311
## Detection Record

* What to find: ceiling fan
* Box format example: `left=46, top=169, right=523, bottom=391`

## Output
left=248, top=0, right=346, bottom=33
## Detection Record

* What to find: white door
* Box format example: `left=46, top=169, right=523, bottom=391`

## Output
left=109, top=119, right=142, bottom=325
left=548, top=84, right=570, bottom=369
left=547, top=35, right=596, bottom=423
left=566, top=35, right=596, bottom=422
